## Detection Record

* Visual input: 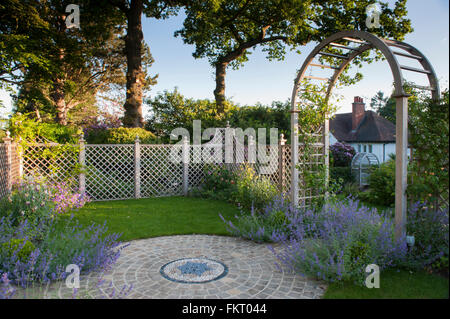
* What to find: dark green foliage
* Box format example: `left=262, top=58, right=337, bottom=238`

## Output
left=192, top=164, right=238, bottom=202
left=363, top=160, right=395, bottom=207
left=407, top=90, right=449, bottom=207
left=85, top=127, right=158, bottom=144
left=145, top=89, right=233, bottom=141
left=146, top=89, right=290, bottom=142
left=370, top=90, right=396, bottom=124
left=228, top=101, right=291, bottom=143
left=330, top=166, right=354, bottom=185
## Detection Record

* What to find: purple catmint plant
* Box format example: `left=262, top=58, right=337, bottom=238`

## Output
left=219, top=195, right=294, bottom=243
left=402, top=202, right=449, bottom=269
left=268, top=198, right=411, bottom=284
left=0, top=215, right=127, bottom=297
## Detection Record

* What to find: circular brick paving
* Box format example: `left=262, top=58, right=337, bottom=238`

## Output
left=56, top=235, right=327, bottom=299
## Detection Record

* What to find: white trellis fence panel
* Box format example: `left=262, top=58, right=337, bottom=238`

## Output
left=140, top=144, right=184, bottom=198
left=85, top=144, right=135, bottom=201
left=22, top=143, right=79, bottom=190
left=4, top=132, right=325, bottom=203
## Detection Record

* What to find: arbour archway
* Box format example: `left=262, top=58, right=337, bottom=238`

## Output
left=290, top=30, right=440, bottom=240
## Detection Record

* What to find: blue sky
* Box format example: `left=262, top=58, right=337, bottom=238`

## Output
left=1, top=0, right=448, bottom=118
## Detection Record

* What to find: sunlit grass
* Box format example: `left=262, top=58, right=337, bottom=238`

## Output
left=59, top=196, right=239, bottom=242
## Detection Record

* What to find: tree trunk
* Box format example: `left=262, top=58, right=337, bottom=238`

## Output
left=123, top=0, right=144, bottom=128
left=53, top=46, right=67, bottom=124
left=214, top=61, right=228, bottom=114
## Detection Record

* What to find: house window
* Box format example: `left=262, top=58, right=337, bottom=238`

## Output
left=358, top=145, right=361, bottom=152
left=369, top=144, right=373, bottom=153
left=363, top=145, right=367, bottom=152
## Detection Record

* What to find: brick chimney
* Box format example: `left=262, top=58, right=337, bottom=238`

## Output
left=352, top=96, right=365, bottom=131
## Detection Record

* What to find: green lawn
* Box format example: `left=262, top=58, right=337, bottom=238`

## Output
left=323, top=269, right=449, bottom=299
left=62, top=196, right=239, bottom=242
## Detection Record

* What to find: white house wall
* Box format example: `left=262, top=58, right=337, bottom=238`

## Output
left=348, top=142, right=396, bottom=163
left=329, top=133, right=397, bottom=163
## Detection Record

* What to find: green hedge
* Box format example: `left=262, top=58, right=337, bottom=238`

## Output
left=8, top=113, right=79, bottom=143
left=85, top=127, right=158, bottom=144
left=365, top=160, right=395, bottom=207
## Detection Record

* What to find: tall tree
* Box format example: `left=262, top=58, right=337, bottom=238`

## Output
left=1, top=0, right=128, bottom=125
left=175, top=0, right=412, bottom=112
left=108, top=0, right=182, bottom=127
left=370, top=90, right=396, bottom=123
left=0, top=0, right=51, bottom=90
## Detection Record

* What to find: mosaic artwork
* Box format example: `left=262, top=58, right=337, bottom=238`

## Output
left=160, top=257, right=228, bottom=284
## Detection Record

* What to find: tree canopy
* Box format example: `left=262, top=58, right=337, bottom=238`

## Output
left=175, top=0, right=412, bottom=111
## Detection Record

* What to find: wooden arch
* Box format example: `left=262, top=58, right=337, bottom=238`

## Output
left=290, top=30, right=440, bottom=240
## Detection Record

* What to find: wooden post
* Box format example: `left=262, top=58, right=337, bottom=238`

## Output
left=134, top=135, right=141, bottom=199
left=248, top=135, right=256, bottom=169
left=324, top=117, right=330, bottom=199
left=224, top=121, right=233, bottom=169
left=394, top=95, right=409, bottom=241
left=291, top=112, right=299, bottom=207
left=3, top=131, right=13, bottom=193
left=79, top=133, right=86, bottom=196
left=278, top=134, right=286, bottom=192
left=182, top=136, right=189, bottom=196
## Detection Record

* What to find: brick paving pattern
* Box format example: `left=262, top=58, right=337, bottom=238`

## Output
left=55, top=235, right=327, bottom=299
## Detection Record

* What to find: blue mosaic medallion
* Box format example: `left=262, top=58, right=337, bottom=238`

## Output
left=160, top=257, right=228, bottom=284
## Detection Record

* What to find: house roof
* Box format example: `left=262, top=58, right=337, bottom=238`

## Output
left=330, top=110, right=396, bottom=143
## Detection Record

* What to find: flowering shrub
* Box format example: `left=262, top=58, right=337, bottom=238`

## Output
left=403, top=203, right=449, bottom=271
left=330, top=142, right=356, bottom=167
left=0, top=179, right=54, bottom=231
left=231, top=165, right=279, bottom=211
left=268, top=198, right=407, bottom=285
left=195, top=164, right=278, bottom=212
left=0, top=178, right=90, bottom=235
left=51, top=182, right=90, bottom=214
left=194, top=164, right=238, bottom=201
left=220, top=196, right=293, bottom=243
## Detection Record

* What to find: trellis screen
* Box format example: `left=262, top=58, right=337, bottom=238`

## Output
left=2, top=133, right=327, bottom=207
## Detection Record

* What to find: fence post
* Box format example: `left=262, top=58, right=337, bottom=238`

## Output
left=248, top=135, right=256, bottom=168
left=182, top=136, right=189, bottom=196
left=134, top=135, right=141, bottom=199
left=17, top=136, right=23, bottom=180
left=278, top=133, right=286, bottom=193
left=79, top=133, right=86, bottom=196
left=3, top=131, right=13, bottom=193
